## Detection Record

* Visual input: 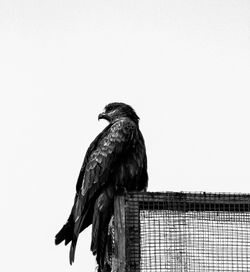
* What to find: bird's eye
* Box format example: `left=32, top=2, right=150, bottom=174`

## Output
left=105, top=106, right=113, bottom=112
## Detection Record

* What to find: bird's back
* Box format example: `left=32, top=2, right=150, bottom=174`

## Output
left=55, top=103, right=148, bottom=271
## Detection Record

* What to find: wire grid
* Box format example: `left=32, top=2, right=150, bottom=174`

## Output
left=125, top=192, right=250, bottom=272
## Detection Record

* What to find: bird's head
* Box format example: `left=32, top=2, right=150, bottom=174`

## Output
left=98, top=102, right=139, bottom=124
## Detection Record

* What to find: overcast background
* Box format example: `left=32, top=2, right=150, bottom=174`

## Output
left=1, top=0, right=250, bottom=271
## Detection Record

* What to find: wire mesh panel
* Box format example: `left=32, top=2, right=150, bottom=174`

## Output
left=113, top=192, right=250, bottom=272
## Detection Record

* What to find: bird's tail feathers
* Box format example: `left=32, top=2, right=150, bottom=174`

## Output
left=69, top=198, right=91, bottom=264
left=69, top=238, right=77, bottom=265
left=55, top=222, right=73, bottom=245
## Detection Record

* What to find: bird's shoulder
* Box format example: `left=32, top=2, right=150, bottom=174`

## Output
left=77, top=118, right=137, bottom=194
left=86, top=118, right=137, bottom=168
left=107, top=117, right=138, bottom=140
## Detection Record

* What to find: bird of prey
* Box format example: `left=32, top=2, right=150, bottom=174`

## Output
left=55, top=102, right=148, bottom=271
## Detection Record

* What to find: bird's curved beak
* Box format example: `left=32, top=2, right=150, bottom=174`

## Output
left=98, top=112, right=109, bottom=121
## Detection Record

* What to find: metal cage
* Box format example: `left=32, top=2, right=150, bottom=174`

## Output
left=109, top=191, right=250, bottom=272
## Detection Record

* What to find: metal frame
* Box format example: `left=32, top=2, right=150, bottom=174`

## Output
left=112, top=191, right=250, bottom=272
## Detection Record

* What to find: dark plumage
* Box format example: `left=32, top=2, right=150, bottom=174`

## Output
left=55, top=102, right=148, bottom=271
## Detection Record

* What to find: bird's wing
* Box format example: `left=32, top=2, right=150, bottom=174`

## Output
left=75, top=124, right=111, bottom=193
left=54, top=125, right=111, bottom=246
left=69, top=119, right=137, bottom=264
left=80, top=119, right=136, bottom=203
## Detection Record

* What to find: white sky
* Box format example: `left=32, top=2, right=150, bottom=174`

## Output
left=1, top=0, right=250, bottom=271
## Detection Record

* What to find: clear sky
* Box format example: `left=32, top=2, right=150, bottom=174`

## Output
left=1, top=0, right=250, bottom=271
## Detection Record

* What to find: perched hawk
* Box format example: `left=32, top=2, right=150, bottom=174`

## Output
left=55, top=102, right=148, bottom=271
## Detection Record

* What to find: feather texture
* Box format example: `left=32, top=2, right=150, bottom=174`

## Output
left=55, top=103, right=148, bottom=271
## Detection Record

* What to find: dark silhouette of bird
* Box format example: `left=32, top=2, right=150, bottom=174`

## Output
left=55, top=102, right=148, bottom=271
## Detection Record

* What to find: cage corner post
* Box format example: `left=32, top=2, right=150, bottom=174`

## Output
left=113, top=194, right=127, bottom=272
